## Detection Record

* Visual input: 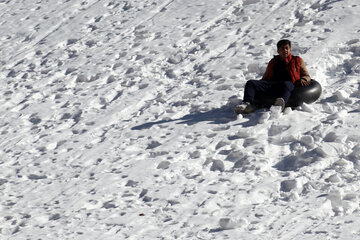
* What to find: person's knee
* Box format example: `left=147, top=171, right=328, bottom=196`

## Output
left=246, top=79, right=256, bottom=85
left=245, top=80, right=255, bottom=89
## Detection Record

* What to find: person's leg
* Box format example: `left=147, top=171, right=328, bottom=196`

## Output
left=268, top=81, right=294, bottom=111
left=276, top=81, right=295, bottom=103
left=243, top=80, right=256, bottom=103
left=236, top=80, right=269, bottom=114
left=243, top=80, right=272, bottom=104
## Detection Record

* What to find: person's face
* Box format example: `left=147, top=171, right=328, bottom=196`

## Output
left=277, top=44, right=291, bottom=60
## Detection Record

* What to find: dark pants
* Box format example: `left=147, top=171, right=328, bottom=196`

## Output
left=243, top=80, right=294, bottom=105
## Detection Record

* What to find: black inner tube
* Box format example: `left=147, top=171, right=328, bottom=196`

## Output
left=255, top=79, right=322, bottom=108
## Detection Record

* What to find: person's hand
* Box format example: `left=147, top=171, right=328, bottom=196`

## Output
left=300, top=79, right=311, bottom=86
left=296, top=79, right=311, bottom=87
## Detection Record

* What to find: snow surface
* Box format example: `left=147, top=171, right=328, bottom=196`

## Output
left=0, top=0, right=360, bottom=239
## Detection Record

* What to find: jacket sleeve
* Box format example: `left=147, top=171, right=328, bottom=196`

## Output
left=261, top=59, right=274, bottom=81
left=300, top=58, right=311, bottom=82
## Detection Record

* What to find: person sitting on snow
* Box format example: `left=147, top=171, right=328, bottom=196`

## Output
left=235, top=39, right=311, bottom=114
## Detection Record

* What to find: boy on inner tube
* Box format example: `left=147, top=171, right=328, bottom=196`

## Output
left=235, top=39, right=311, bottom=114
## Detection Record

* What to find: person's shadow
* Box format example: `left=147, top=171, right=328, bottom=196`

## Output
left=131, top=96, right=240, bottom=130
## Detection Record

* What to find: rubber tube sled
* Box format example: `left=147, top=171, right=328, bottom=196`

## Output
left=255, top=79, right=322, bottom=108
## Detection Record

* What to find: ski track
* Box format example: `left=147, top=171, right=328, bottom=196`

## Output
left=1, top=0, right=360, bottom=239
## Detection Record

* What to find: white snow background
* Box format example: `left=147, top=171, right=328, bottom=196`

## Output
left=0, top=0, right=360, bottom=239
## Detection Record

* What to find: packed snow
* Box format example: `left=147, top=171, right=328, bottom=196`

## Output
left=0, top=0, right=360, bottom=239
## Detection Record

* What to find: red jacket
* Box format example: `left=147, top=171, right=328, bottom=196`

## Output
left=262, top=54, right=310, bottom=83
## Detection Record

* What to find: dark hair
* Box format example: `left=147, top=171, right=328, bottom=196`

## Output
left=277, top=39, right=291, bottom=49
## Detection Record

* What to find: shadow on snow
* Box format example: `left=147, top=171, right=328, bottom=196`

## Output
left=132, top=103, right=238, bottom=130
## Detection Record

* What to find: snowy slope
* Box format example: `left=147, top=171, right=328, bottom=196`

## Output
left=1, top=0, right=360, bottom=239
